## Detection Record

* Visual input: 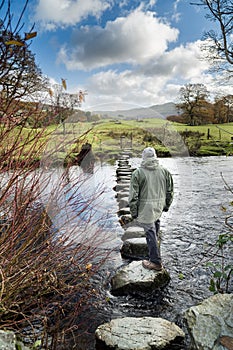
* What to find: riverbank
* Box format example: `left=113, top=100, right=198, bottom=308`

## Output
left=1, top=120, right=233, bottom=170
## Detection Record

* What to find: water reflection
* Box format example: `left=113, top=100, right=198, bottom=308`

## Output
left=39, top=161, right=123, bottom=251
left=76, top=142, right=95, bottom=174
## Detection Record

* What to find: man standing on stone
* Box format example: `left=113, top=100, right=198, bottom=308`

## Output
left=128, top=147, right=173, bottom=271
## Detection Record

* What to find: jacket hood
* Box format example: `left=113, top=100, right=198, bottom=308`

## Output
left=141, top=158, right=159, bottom=170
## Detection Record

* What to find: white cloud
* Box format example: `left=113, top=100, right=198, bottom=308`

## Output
left=172, top=0, right=181, bottom=22
left=142, top=41, right=210, bottom=79
left=34, top=0, right=112, bottom=29
left=57, top=9, right=179, bottom=70
left=84, top=40, right=213, bottom=109
left=85, top=69, right=176, bottom=109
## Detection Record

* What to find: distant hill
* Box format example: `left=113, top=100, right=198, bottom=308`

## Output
left=95, top=102, right=178, bottom=119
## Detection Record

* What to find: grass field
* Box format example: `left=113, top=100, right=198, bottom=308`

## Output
left=72, top=118, right=233, bottom=157
left=1, top=118, right=233, bottom=167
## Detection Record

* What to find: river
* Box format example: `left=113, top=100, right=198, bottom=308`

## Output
left=40, top=155, right=233, bottom=349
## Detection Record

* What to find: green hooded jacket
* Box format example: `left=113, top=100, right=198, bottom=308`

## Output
left=128, top=158, right=173, bottom=224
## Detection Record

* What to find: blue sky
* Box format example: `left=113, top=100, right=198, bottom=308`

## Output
left=7, top=0, right=232, bottom=110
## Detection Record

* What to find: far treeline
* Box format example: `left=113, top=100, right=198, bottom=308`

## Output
left=168, top=83, right=233, bottom=126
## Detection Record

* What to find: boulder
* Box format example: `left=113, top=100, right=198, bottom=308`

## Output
left=120, top=237, right=148, bottom=259
left=121, top=226, right=145, bottom=241
left=111, top=260, right=170, bottom=295
left=0, top=330, right=30, bottom=350
left=95, top=316, right=185, bottom=350
left=184, top=293, right=233, bottom=350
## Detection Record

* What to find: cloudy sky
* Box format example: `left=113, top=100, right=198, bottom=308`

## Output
left=10, top=0, right=231, bottom=110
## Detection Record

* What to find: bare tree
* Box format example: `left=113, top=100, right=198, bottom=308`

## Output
left=0, top=0, right=47, bottom=114
left=191, top=0, right=233, bottom=75
left=177, top=83, right=209, bottom=125
left=223, top=94, right=233, bottom=122
left=48, top=80, right=87, bottom=133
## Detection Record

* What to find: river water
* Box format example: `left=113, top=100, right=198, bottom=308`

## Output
left=41, top=155, right=233, bottom=349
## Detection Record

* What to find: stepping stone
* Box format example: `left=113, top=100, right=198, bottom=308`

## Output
left=118, top=197, right=129, bottom=209
left=113, top=184, right=130, bottom=192
left=115, top=191, right=129, bottom=200
left=111, top=260, right=170, bottom=295
left=116, top=173, right=133, bottom=179
left=116, top=175, right=132, bottom=181
left=119, top=214, right=132, bottom=226
left=117, top=207, right=130, bottom=216
left=121, top=226, right=145, bottom=241
left=117, top=163, right=131, bottom=168
left=95, top=317, right=185, bottom=350
left=120, top=237, right=148, bottom=259
left=116, top=168, right=135, bottom=174
left=116, top=179, right=131, bottom=184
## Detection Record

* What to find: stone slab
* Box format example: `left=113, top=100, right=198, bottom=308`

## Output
left=118, top=197, right=129, bottom=209
left=116, top=176, right=132, bottom=182
left=111, top=260, right=170, bottom=295
left=116, top=190, right=129, bottom=200
left=121, top=226, right=145, bottom=240
left=113, top=184, right=130, bottom=192
left=120, top=237, right=148, bottom=259
left=117, top=207, right=130, bottom=216
left=95, top=316, right=185, bottom=350
left=119, top=214, right=132, bottom=226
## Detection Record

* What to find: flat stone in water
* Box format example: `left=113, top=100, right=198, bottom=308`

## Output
left=120, top=237, right=148, bottom=259
left=95, top=316, right=185, bottom=350
left=117, top=207, right=131, bottom=216
left=121, top=226, right=145, bottom=241
left=116, top=169, right=135, bottom=175
left=119, top=214, right=133, bottom=226
left=118, top=197, right=129, bottom=209
left=113, top=184, right=130, bottom=192
left=117, top=164, right=131, bottom=169
left=111, top=260, right=170, bottom=295
left=116, top=190, right=129, bottom=200
left=116, top=175, right=132, bottom=182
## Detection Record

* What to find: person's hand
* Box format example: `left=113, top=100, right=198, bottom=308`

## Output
left=163, top=207, right=169, bottom=212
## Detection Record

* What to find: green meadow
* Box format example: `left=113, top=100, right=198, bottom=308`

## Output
left=63, top=118, right=233, bottom=161
left=2, top=118, right=233, bottom=167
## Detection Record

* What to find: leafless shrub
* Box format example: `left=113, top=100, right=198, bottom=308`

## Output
left=0, top=2, right=113, bottom=348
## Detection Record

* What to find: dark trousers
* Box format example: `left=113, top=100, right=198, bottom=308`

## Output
left=139, top=219, right=161, bottom=265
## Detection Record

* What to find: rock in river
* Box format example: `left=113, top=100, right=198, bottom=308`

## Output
left=121, top=226, right=145, bottom=241
left=111, top=260, right=170, bottom=295
left=120, top=237, right=148, bottom=259
left=95, top=316, right=185, bottom=350
left=184, top=293, right=233, bottom=350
